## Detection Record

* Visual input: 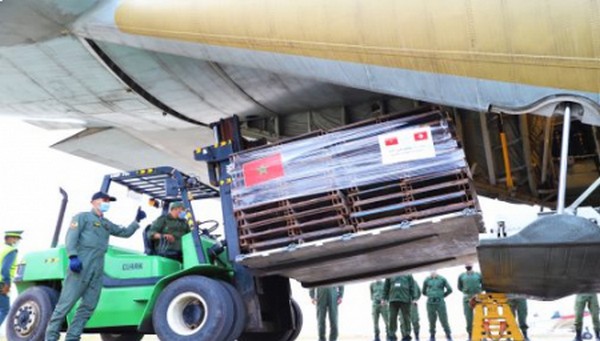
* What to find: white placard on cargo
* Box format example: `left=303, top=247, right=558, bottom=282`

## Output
left=378, top=126, right=436, bottom=164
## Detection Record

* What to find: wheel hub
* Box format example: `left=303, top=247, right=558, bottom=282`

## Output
left=166, top=292, right=208, bottom=335
left=13, top=300, right=40, bottom=337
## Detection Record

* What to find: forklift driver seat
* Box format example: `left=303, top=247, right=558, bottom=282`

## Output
left=143, top=225, right=156, bottom=255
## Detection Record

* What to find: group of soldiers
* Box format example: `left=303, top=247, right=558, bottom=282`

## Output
left=368, top=268, right=473, bottom=341
left=309, top=264, right=531, bottom=341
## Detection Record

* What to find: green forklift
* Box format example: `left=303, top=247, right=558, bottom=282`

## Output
left=7, top=165, right=302, bottom=341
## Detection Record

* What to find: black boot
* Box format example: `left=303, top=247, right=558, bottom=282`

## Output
left=595, top=329, right=600, bottom=341
left=574, top=329, right=583, bottom=341
left=446, top=333, right=453, bottom=341
left=373, top=335, right=381, bottom=341
left=522, top=330, right=529, bottom=341
left=429, top=334, right=435, bottom=341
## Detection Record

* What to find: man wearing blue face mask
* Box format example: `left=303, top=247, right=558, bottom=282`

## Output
left=147, top=201, right=189, bottom=261
left=45, top=191, right=145, bottom=341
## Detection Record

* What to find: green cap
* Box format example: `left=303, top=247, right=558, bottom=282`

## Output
left=169, top=202, right=185, bottom=211
left=5, top=230, right=23, bottom=239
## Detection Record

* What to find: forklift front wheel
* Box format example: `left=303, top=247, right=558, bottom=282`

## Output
left=6, top=286, right=58, bottom=341
left=153, top=276, right=234, bottom=341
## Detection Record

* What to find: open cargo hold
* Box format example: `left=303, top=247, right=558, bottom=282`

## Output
left=230, top=109, right=483, bottom=286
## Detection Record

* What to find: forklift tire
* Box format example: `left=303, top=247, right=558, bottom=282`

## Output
left=152, top=275, right=234, bottom=341
left=286, top=299, right=303, bottom=341
left=6, top=286, right=59, bottom=341
left=219, top=281, right=247, bottom=341
left=239, top=299, right=303, bottom=341
left=100, top=333, right=144, bottom=341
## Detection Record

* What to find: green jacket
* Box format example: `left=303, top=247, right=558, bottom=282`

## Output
left=147, top=214, right=189, bottom=252
left=423, top=275, right=452, bottom=302
left=383, top=275, right=421, bottom=303
left=370, top=280, right=386, bottom=303
left=457, top=271, right=483, bottom=297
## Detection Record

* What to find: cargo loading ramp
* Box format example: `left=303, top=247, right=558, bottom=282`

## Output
left=238, top=211, right=481, bottom=287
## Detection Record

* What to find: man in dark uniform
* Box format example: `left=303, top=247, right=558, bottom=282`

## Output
left=384, top=274, right=420, bottom=341
left=370, top=279, right=389, bottom=341
left=423, top=271, right=453, bottom=341
left=573, top=293, right=600, bottom=341
left=310, top=286, right=344, bottom=341
left=147, top=201, right=189, bottom=261
left=0, top=230, right=22, bottom=325
left=458, top=264, right=482, bottom=341
left=508, top=297, right=530, bottom=341
left=45, top=191, right=145, bottom=341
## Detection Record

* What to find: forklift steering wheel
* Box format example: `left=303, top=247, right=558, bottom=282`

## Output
left=197, top=220, right=219, bottom=233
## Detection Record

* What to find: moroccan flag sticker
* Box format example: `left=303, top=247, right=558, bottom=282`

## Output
left=378, top=126, right=435, bottom=164
left=242, top=153, right=285, bottom=187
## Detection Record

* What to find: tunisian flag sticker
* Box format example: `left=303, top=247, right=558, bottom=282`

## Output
left=242, top=153, right=285, bottom=187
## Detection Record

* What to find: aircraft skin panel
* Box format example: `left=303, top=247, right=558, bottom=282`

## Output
left=67, top=0, right=600, bottom=123
left=73, top=26, right=600, bottom=121
left=111, top=0, right=600, bottom=94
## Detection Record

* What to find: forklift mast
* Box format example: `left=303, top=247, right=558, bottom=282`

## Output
left=195, top=116, right=295, bottom=335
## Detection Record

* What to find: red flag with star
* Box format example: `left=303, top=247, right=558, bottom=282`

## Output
left=242, top=153, right=285, bottom=187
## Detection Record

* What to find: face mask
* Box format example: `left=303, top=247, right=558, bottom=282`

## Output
left=12, top=241, right=20, bottom=248
left=466, top=266, right=473, bottom=271
left=99, top=202, right=110, bottom=212
left=178, top=211, right=187, bottom=220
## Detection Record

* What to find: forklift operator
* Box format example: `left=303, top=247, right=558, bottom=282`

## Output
left=147, top=201, right=189, bottom=261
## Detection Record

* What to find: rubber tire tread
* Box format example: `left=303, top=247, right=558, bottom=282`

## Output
left=219, top=281, right=247, bottom=341
left=152, top=275, right=234, bottom=341
left=286, top=299, right=303, bottom=341
left=6, top=286, right=57, bottom=341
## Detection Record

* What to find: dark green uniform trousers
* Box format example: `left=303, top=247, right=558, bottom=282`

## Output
left=575, top=294, right=600, bottom=332
left=372, top=303, right=389, bottom=338
left=317, top=293, right=339, bottom=341
left=463, top=296, right=474, bottom=336
left=508, top=299, right=528, bottom=335
left=45, top=253, right=104, bottom=341
left=399, top=303, right=420, bottom=339
left=427, top=300, right=451, bottom=336
left=389, top=301, right=413, bottom=339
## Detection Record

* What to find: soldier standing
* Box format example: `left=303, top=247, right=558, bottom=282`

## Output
left=573, top=294, right=599, bottom=341
left=370, top=279, right=389, bottom=341
left=423, top=271, right=453, bottom=341
left=310, top=286, right=344, bottom=341
left=384, top=274, right=420, bottom=341
left=457, top=264, right=482, bottom=340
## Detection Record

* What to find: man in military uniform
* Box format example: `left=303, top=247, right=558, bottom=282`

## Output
left=573, top=293, right=600, bottom=341
left=384, top=275, right=420, bottom=341
left=423, top=271, right=453, bottom=341
left=0, top=230, right=22, bottom=325
left=147, top=201, right=189, bottom=261
left=370, top=279, right=389, bottom=341
left=457, top=264, right=482, bottom=340
left=507, top=297, right=530, bottom=341
left=310, top=286, right=344, bottom=341
left=45, top=191, right=146, bottom=341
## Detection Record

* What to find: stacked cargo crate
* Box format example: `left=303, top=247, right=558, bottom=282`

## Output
left=230, top=109, right=478, bottom=254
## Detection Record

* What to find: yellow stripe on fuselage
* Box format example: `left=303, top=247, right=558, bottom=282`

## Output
left=115, top=0, right=600, bottom=93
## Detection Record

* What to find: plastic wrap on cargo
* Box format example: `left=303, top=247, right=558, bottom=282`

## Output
left=230, top=112, right=467, bottom=209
